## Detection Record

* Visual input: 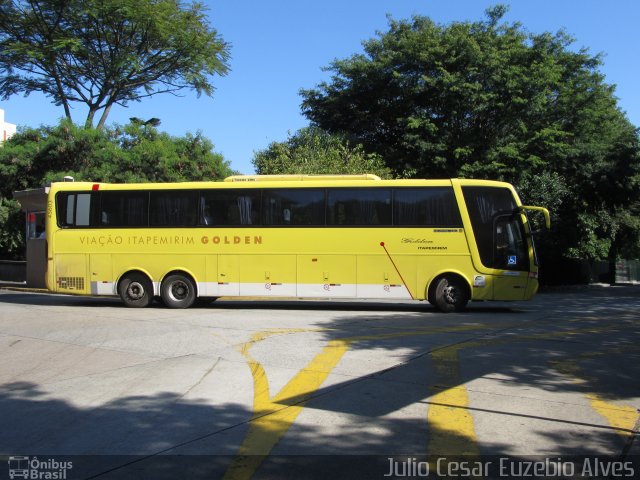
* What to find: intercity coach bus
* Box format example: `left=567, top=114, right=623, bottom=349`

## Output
left=44, top=175, right=549, bottom=312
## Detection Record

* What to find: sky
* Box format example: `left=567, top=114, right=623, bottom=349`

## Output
left=1, top=0, right=639, bottom=174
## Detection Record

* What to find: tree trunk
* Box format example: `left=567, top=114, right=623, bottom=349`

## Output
left=96, top=103, right=113, bottom=131
left=62, top=99, right=72, bottom=121
left=607, top=241, right=618, bottom=286
left=85, top=108, right=97, bottom=129
left=51, top=62, right=72, bottom=122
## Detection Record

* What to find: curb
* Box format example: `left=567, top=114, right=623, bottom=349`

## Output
left=0, top=283, right=48, bottom=294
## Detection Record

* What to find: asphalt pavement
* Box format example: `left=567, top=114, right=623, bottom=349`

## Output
left=0, top=286, right=638, bottom=479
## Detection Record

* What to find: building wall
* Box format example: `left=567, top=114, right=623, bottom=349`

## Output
left=1, top=108, right=17, bottom=142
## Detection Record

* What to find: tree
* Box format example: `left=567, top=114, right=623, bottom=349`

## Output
left=300, top=6, right=640, bottom=276
left=252, top=127, right=392, bottom=178
left=0, top=120, right=234, bottom=258
left=0, top=0, right=230, bottom=129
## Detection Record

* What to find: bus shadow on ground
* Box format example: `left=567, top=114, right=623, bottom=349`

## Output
left=0, top=289, right=521, bottom=314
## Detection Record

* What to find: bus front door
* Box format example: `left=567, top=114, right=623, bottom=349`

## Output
left=492, top=214, right=528, bottom=301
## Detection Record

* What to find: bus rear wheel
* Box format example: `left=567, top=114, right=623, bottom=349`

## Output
left=161, top=274, right=196, bottom=309
left=433, top=276, right=469, bottom=313
left=118, top=273, right=153, bottom=308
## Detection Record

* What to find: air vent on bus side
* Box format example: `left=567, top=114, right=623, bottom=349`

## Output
left=57, top=277, right=85, bottom=290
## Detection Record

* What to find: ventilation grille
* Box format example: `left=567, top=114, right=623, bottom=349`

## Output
left=57, top=277, right=85, bottom=291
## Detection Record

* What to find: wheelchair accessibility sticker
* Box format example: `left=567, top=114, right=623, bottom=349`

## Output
left=507, top=255, right=517, bottom=265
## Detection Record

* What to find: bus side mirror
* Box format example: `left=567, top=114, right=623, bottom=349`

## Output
left=519, top=206, right=550, bottom=230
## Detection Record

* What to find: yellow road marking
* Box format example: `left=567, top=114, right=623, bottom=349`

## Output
left=224, top=319, right=638, bottom=479
left=224, top=331, right=350, bottom=480
left=588, top=394, right=638, bottom=436
left=549, top=345, right=640, bottom=438
left=224, top=324, right=493, bottom=479
left=428, top=346, right=479, bottom=457
left=424, top=323, right=638, bottom=458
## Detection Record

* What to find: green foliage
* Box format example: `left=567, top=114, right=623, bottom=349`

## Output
left=252, top=127, right=393, bottom=179
left=0, top=120, right=233, bottom=258
left=0, top=198, right=23, bottom=258
left=0, top=0, right=230, bottom=128
left=300, top=6, right=640, bottom=266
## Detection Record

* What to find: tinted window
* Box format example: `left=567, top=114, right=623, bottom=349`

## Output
left=150, top=191, right=197, bottom=227
left=462, top=187, right=520, bottom=269
left=327, top=188, right=391, bottom=225
left=495, top=216, right=528, bottom=270
left=394, top=188, right=462, bottom=226
left=75, top=194, right=92, bottom=226
left=56, top=192, right=98, bottom=227
left=200, top=189, right=261, bottom=226
left=100, top=191, right=148, bottom=227
left=63, top=194, right=75, bottom=225
left=262, top=189, right=325, bottom=225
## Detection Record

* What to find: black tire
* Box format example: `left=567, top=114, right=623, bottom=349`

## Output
left=433, top=276, right=469, bottom=313
left=161, top=274, right=196, bottom=309
left=118, top=272, right=153, bottom=308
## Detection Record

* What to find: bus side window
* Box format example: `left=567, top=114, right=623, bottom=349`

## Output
left=75, top=194, right=92, bottom=226
left=262, top=189, right=324, bottom=226
left=100, top=191, right=149, bottom=227
left=201, top=198, right=214, bottom=225
left=393, top=187, right=462, bottom=227
left=150, top=191, right=197, bottom=227
left=64, top=194, right=75, bottom=226
left=200, top=190, right=260, bottom=226
left=56, top=192, right=98, bottom=227
left=327, top=188, right=391, bottom=225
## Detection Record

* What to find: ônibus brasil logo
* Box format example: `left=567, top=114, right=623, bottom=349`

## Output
left=7, top=456, right=73, bottom=479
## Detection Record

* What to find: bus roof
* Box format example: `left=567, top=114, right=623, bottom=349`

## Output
left=47, top=177, right=515, bottom=192
left=224, top=174, right=382, bottom=182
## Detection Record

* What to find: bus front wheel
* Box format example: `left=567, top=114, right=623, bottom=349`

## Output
left=118, top=273, right=153, bottom=308
left=433, top=276, right=469, bottom=313
left=161, top=274, right=196, bottom=309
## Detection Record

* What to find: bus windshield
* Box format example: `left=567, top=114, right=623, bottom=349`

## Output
left=461, top=186, right=529, bottom=271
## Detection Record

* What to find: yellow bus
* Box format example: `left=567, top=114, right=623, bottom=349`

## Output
left=44, top=175, right=549, bottom=312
